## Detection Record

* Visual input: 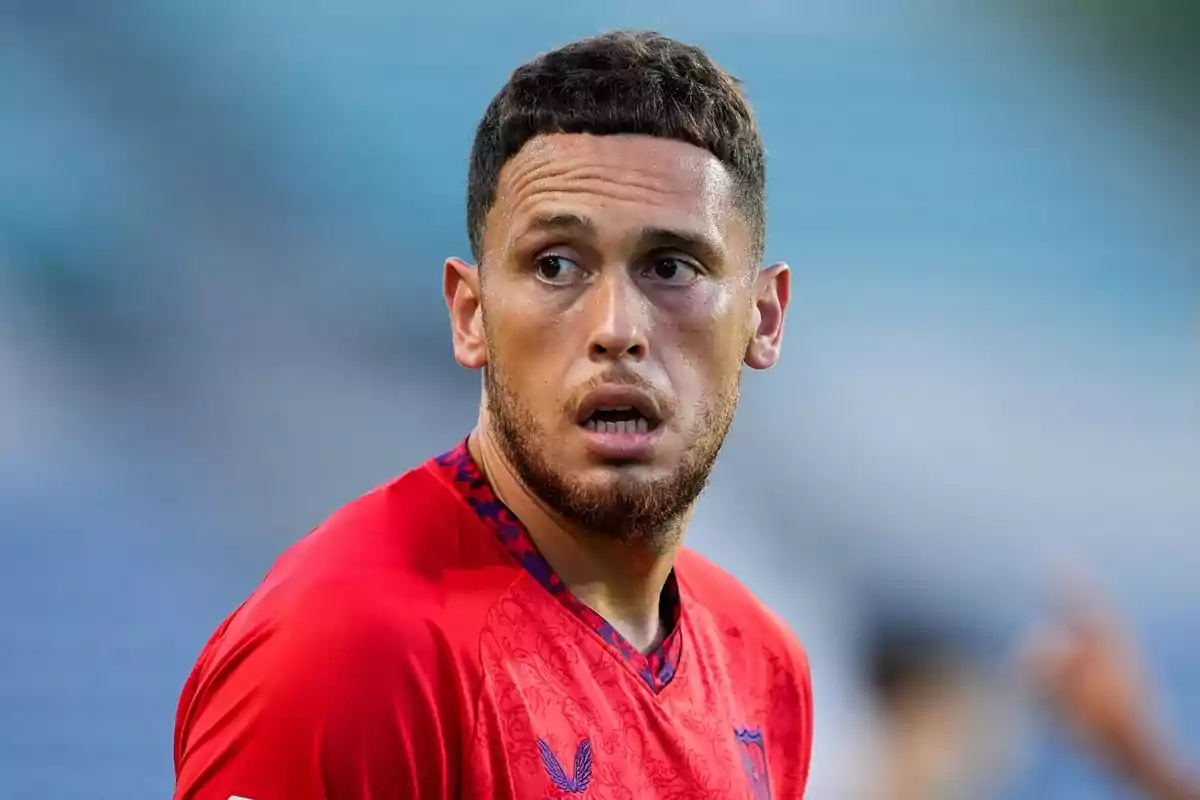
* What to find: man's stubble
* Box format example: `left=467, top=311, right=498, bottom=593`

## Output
left=482, top=327, right=741, bottom=551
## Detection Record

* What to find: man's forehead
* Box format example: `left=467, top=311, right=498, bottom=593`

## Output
left=505, top=133, right=729, bottom=191
left=513, top=131, right=720, bottom=176
left=489, top=133, right=748, bottom=253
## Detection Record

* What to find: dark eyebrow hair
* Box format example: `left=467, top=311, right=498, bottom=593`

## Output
left=522, top=212, right=595, bottom=234
left=519, top=212, right=727, bottom=266
left=638, top=226, right=726, bottom=267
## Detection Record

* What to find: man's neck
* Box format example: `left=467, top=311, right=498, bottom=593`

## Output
left=468, top=429, right=682, bottom=654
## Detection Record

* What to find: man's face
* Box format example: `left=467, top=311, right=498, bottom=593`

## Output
left=447, top=133, right=787, bottom=545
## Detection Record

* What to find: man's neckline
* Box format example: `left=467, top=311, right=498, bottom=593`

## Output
left=432, top=440, right=684, bottom=693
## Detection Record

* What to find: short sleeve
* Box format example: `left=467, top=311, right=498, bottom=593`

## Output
left=174, top=592, right=463, bottom=800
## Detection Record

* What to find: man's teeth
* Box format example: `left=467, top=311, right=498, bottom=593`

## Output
left=583, top=417, right=650, bottom=434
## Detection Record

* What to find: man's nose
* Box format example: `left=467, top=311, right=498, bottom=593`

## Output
left=583, top=271, right=649, bottom=362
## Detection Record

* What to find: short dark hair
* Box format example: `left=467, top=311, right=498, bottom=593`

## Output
left=466, top=30, right=766, bottom=262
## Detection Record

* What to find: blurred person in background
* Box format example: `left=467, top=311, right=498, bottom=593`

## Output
left=843, top=596, right=1200, bottom=800
left=173, top=30, right=811, bottom=800
left=1028, top=591, right=1200, bottom=800
left=853, top=623, right=1015, bottom=800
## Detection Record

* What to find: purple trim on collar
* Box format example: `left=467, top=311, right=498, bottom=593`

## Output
left=434, top=440, right=682, bottom=692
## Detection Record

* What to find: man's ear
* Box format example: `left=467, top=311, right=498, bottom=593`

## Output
left=444, top=257, right=487, bottom=369
left=744, top=262, right=790, bottom=370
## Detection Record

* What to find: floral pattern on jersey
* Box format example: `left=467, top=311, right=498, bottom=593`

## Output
left=472, top=585, right=750, bottom=799
left=434, top=440, right=683, bottom=693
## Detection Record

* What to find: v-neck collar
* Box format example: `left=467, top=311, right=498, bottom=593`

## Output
left=433, top=440, right=683, bottom=693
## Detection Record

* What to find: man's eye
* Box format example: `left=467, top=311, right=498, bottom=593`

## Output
left=534, top=254, right=582, bottom=285
left=645, top=257, right=700, bottom=285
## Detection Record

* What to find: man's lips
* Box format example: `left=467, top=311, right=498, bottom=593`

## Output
left=574, top=385, right=662, bottom=427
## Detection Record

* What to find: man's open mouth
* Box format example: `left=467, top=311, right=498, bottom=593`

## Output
left=580, top=406, right=660, bottom=435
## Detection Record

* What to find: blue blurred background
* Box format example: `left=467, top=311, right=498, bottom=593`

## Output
left=1, top=1, right=1196, bottom=797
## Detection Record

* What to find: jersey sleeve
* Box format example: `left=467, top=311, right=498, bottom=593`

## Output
left=794, top=637, right=815, bottom=791
left=174, top=592, right=465, bottom=800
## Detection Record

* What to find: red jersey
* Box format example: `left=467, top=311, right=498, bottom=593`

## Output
left=174, top=442, right=813, bottom=799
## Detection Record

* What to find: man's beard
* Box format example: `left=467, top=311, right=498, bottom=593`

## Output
left=483, top=351, right=739, bottom=550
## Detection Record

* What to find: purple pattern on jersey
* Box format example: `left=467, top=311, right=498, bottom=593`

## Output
left=538, top=737, right=593, bottom=793
left=735, top=727, right=773, bottom=800
left=434, top=440, right=683, bottom=693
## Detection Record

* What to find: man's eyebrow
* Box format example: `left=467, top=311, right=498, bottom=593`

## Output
left=638, top=226, right=726, bottom=265
left=514, top=213, right=727, bottom=264
left=522, top=212, right=596, bottom=235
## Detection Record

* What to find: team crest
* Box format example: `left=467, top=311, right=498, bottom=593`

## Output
left=734, top=726, right=772, bottom=800
left=538, top=736, right=593, bottom=794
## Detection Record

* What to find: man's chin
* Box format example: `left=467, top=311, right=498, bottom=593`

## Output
left=572, top=458, right=676, bottom=487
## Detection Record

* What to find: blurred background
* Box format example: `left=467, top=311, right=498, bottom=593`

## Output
left=1, top=1, right=1197, bottom=797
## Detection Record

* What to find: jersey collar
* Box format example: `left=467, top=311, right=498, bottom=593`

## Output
left=433, top=440, right=683, bottom=693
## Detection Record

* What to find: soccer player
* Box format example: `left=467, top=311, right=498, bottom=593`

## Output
left=174, top=30, right=810, bottom=800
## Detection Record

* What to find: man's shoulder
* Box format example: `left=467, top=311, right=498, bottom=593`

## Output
left=206, top=457, right=516, bottom=674
left=278, top=455, right=510, bottom=584
left=174, top=458, right=498, bottom=796
left=285, top=456, right=476, bottom=571
left=677, top=548, right=810, bottom=669
left=676, top=547, right=813, bottom=777
left=676, top=547, right=776, bottom=624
